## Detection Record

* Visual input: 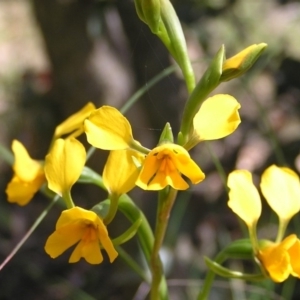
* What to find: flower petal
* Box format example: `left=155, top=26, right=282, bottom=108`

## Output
left=260, top=165, right=300, bottom=222
left=6, top=174, right=45, bottom=206
left=227, top=170, right=262, bottom=227
left=103, top=149, right=145, bottom=195
left=69, top=234, right=103, bottom=264
left=12, top=140, right=43, bottom=182
left=45, top=223, right=84, bottom=258
left=45, top=138, right=86, bottom=196
left=288, top=237, right=300, bottom=278
left=258, top=234, right=297, bottom=282
left=85, top=106, right=134, bottom=150
left=54, top=102, right=96, bottom=139
left=193, top=94, right=241, bottom=141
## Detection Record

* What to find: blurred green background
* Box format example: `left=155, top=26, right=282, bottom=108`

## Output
left=0, top=0, right=300, bottom=299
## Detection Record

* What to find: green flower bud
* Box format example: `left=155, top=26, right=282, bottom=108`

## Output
left=220, top=43, right=267, bottom=82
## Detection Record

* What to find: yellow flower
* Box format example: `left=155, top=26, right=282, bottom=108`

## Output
left=84, top=106, right=208, bottom=191
left=54, top=102, right=96, bottom=140
left=258, top=234, right=300, bottom=282
left=6, top=140, right=45, bottom=206
left=45, top=207, right=118, bottom=264
left=136, top=143, right=205, bottom=190
left=227, top=165, right=300, bottom=282
left=184, top=94, right=241, bottom=150
left=44, top=138, right=86, bottom=197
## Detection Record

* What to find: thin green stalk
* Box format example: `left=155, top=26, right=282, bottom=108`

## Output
left=104, top=193, right=120, bottom=225
left=117, top=194, right=168, bottom=299
left=116, top=245, right=150, bottom=283
left=0, top=195, right=59, bottom=270
left=150, top=188, right=178, bottom=300
left=62, top=190, right=75, bottom=209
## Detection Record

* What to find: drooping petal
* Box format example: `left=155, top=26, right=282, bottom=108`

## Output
left=258, top=234, right=297, bottom=282
left=12, top=140, right=43, bottom=182
left=193, top=94, right=241, bottom=142
left=45, top=223, right=84, bottom=258
left=169, top=147, right=205, bottom=184
left=96, top=220, right=118, bottom=263
left=54, top=102, right=96, bottom=139
left=260, top=165, right=300, bottom=222
left=45, top=138, right=86, bottom=196
left=6, top=174, right=45, bottom=206
left=85, top=106, right=134, bottom=150
left=227, top=170, right=262, bottom=228
left=103, top=149, right=145, bottom=195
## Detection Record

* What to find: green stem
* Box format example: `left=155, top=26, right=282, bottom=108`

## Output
left=62, top=190, right=75, bottom=209
left=150, top=187, right=178, bottom=300
left=104, top=193, right=119, bottom=225
left=276, top=218, right=289, bottom=243
left=117, top=194, right=168, bottom=299
left=0, top=195, right=59, bottom=271
left=116, top=245, right=150, bottom=283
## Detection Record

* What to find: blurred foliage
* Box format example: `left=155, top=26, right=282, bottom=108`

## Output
left=0, top=0, right=300, bottom=299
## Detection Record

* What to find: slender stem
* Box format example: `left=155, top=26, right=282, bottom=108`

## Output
left=150, top=188, right=178, bottom=300
left=0, top=195, right=59, bottom=271
left=104, top=193, right=119, bottom=225
left=276, top=219, right=289, bottom=243
left=62, top=190, right=75, bottom=209
left=116, top=245, right=150, bottom=283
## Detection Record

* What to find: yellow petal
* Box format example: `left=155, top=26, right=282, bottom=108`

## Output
left=54, top=102, right=96, bottom=139
left=227, top=170, right=261, bottom=227
left=258, top=234, right=297, bottom=282
left=103, top=149, right=145, bottom=195
left=45, top=138, right=86, bottom=196
left=193, top=94, right=241, bottom=142
left=6, top=174, right=45, bottom=206
left=287, top=237, right=300, bottom=277
left=69, top=233, right=103, bottom=264
left=85, top=106, right=134, bottom=150
left=56, top=206, right=97, bottom=228
left=260, top=165, right=300, bottom=222
left=45, top=223, right=84, bottom=258
left=96, top=219, right=118, bottom=263
left=12, top=140, right=43, bottom=182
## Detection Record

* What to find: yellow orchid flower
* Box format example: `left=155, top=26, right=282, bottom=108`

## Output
left=136, top=143, right=205, bottom=190
left=45, top=206, right=118, bottom=264
left=44, top=138, right=86, bottom=199
left=227, top=165, right=300, bottom=282
left=184, top=94, right=241, bottom=150
left=53, top=102, right=96, bottom=140
left=84, top=103, right=239, bottom=191
left=258, top=234, right=300, bottom=282
left=5, top=140, right=45, bottom=206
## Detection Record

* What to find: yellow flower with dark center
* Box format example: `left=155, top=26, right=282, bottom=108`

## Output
left=136, top=144, right=205, bottom=190
left=6, top=140, right=45, bottom=206
left=45, top=206, right=118, bottom=264
left=227, top=165, right=300, bottom=282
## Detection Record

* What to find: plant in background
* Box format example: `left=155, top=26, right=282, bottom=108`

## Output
left=0, top=0, right=274, bottom=299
